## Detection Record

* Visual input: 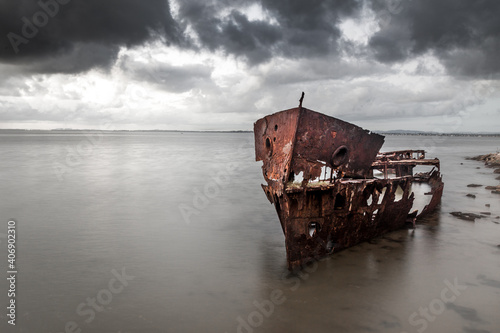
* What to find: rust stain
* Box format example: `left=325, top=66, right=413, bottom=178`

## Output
left=254, top=95, right=444, bottom=271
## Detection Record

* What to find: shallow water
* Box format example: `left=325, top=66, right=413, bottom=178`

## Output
left=0, top=131, right=499, bottom=333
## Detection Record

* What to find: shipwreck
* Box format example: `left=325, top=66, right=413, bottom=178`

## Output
left=254, top=95, right=444, bottom=271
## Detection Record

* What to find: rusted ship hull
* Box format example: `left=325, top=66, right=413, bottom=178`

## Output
left=255, top=106, right=443, bottom=271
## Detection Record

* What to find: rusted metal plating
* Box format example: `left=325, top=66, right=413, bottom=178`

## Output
left=255, top=105, right=444, bottom=271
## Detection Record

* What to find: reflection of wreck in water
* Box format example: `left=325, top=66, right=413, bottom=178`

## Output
left=254, top=98, right=444, bottom=271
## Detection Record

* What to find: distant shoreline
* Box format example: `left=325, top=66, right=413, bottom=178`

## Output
left=377, top=132, right=500, bottom=137
left=0, top=129, right=253, bottom=134
left=0, top=129, right=500, bottom=137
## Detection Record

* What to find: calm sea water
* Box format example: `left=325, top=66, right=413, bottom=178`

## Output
left=0, top=131, right=499, bottom=333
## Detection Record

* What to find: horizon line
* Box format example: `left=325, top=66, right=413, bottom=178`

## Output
left=1, top=128, right=500, bottom=136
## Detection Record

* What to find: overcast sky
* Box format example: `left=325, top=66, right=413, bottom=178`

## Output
left=0, top=0, right=499, bottom=132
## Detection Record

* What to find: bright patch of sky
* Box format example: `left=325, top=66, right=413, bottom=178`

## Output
left=339, top=3, right=379, bottom=45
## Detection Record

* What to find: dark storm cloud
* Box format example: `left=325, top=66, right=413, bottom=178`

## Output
left=0, top=0, right=182, bottom=73
left=1, top=0, right=500, bottom=78
left=1, top=0, right=364, bottom=72
left=23, top=42, right=121, bottom=74
left=260, top=0, right=361, bottom=56
left=178, top=0, right=362, bottom=64
left=368, top=0, right=500, bottom=77
left=176, top=1, right=283, bottom=65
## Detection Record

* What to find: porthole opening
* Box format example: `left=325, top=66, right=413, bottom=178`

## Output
left=332, top=146, right=349, bottom=167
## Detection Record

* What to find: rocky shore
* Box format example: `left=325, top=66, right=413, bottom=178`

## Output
left=467, top=153, right=500, bottom=189
left=452, top=153, right=500, bottom=222
left=467, top=152, right=500, bottom=167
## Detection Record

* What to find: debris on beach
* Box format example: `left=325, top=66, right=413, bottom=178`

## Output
left=450, top=212, right=483, bottom=222
left=467, top=184, right=483, bottom=188
left=466, top=194, right=476, bottom=198
left=254, top=94, right=444, bottom=270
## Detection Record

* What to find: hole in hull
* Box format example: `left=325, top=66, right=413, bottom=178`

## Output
left=394, top=185, right=404, bottom=202
left=326, top=239, right=335, bottom=253
left=409, top=183, right=433, bottom=215
left=366, top=194, right=373, bottom=206
left=265, top=137, right=272, bottom=156
left=308, top=222, right=321, bottom=237
left=334, top=193, right=346, bottom=210
left=378, top=187, right=387, bottom=204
